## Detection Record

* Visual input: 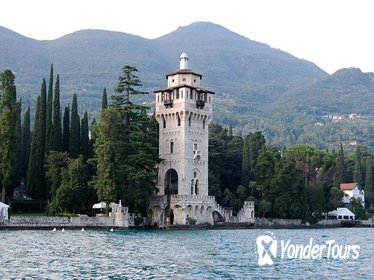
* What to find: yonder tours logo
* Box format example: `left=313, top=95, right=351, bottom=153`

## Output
left=256, top=232, right=360, bottom=266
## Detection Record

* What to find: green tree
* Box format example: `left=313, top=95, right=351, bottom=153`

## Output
left=334, top=143, right=345, bottom=187
left=364, top=155, right=373, bottom=208
left=69, top=94, right=80, bottom=158
left=0, top=70, right=21, bottom=202
left=20, top=106, right=31, bottom=178
left=45, top=151, right=69, bottom=199
left=80, top=111, right=89, bottom=159
left=112, top=65, right=147, bottom=105
left=51, top=74, right=62, bottom=151
left=241, top=134, right=251, bottom=188
left=62, top=106, right=70, bottom=152
left=46, top=64, right=53, bottom=153
left=102, top=88, right=108, bottom=109
left=354, top=146, right=363, bottom=185
left=27, top=79, right=47, bottom=199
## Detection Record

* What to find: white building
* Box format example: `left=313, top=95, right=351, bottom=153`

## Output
left=340, top=183, right=365, bottom=208
left=328, top=208, right=355, bottom=220
left=150, top=54, right=254, bottom=227
left=0, top=202, right=9, bottom=222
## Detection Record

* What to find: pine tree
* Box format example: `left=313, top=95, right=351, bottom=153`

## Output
left=20, top=106, right=31, bottom=178
left=27, top=79, right=47, bottom=199
left=69, top=94, right=80, bottom=158
left=334, top=143, right=345, bottom=187
left=0, top=70, right=21, bottom=202
left=112, top=65, right=147, bottom=105
left=102, top=88, right=108, bottom=109
left=62, top=106, right=70, bottom=152
left=46, top=64, right=53, bottom=152
left=51, top=74, right=62, bottom=151
left=80, top=111, right=89, bottom=159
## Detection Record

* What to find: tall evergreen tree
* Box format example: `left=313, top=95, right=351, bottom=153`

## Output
left=62, top=106, right=70, bottom=152
left=354, top=147, right=363, bottom=185
left=364, top=155, right=373, bottom=207
left=69, top=94, right=80, bottom=158
left=46, top=64, right=53, bottom=152
left=334, top=143, right=345, bottom=187
left=20, top=106, right=31, bottom=178
left=27, top=79, right=47, bottom=199
left=51, top=74, right=62, bottom=151
left=102, top=88, right=108, bottom=109
left=0, top=70, right=21, bottom=202
left=80, top=111, right=89, bottom=159
left=112, top=65, right=147, bottom=105
left=241, top=135, right=251, bottom=187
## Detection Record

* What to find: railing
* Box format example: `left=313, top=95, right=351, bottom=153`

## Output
left=196, top=100, right=205, bottom=109
left=164, top=99, right=173, bottom=108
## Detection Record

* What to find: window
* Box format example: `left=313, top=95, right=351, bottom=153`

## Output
left=176, top=89, right=180, bottom=99
left=157, top=94, right=160, bottom=103
left=195, top=180, right=199, bottom=195
left=182, top=78, right=186, bottom=82
left=191, top=180, right=194, bottom=195
left=209, top=97, right=211, bottom=103
left=204, top=93, right=207, bottom=102
left=161, top=93, right=164, bottom=102
left=203, top=118, right=206, bottom=129
left=194, top=79, right=196, bottom=83
left=170, top=142, right=174, bottom=153
left=189, top=115, right=192, bottom=126
left=172, top=79, right=175, bottom=83
left=163, top=117, right=166, bottom=128
left=190, top=91, right=193, bottom=99
left=177, top=114, right=181, bottom=126
left=194, top=143, right=198, bottom=151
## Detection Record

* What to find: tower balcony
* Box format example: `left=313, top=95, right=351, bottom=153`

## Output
left=164, top=99, right=173, bottom=108
left=196, top=100, right=205, bottom=109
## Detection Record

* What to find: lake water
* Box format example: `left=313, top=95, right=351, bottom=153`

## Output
left=0, top=228, right=372, bottom=279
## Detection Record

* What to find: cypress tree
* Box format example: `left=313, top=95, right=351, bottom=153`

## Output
left=51, top=74, right=62, bottom=151
left=241, top=135, right=251, bottom=187
left=69, top=94, right=80, bottom=158
left=27, top=79, right=47, bottom=199
left=46, top=64, right=53, bottom=152
left=102, top=88, right=108, bottom=109
left=80, top=111, right=89, bottom=159
left=334, top=143, right=345, bottom=187
left=364, top=155, right=373, bottom=207
left=354, top=147, right=362, bottom=185
left=62, top=106, right=70, bottom=152
left=0, top=70, right=21, bottom=202
left=21, top=106, right=31, bottom=178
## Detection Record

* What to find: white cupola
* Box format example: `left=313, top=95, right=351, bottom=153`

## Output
left=179, top=52, right=189, bottom=69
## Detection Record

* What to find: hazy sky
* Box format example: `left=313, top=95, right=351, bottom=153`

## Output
left=1, top=0, right=373, bottom=74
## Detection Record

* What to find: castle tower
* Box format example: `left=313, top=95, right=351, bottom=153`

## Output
left=151, top=53, right=218, bottom=226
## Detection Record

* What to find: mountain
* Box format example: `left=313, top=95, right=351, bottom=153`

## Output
left=0, top=22, right=326, bottom=112
left=3, top=22, right=374, bottom=150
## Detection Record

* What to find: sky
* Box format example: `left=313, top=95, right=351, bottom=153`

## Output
left=1, top=0, right=373, bottom=74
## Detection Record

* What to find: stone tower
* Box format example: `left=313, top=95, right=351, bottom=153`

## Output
left=151, top=53, right=222, bottom=226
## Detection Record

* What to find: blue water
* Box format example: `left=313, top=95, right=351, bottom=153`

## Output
left=0, top=228, right=372, bottom=279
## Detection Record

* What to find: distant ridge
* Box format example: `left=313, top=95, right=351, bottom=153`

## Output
left=3, top=22, right=374, bottom=149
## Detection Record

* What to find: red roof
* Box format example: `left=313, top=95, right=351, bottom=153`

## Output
left=340, top=183, right=357, bottom=191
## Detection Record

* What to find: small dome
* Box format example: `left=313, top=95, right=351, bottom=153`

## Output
left=180, top=52, right=188, bottom=59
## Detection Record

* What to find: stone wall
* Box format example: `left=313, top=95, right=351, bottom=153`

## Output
left=255, top=218, right=341, bottom=228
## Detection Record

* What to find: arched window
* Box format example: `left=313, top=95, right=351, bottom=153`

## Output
left=163, top=117, right=166, bottom=128
left=177, top=114, right=181, bottom=126
left=189, top=114, right=192, bottom=126
left=191, top=179, right=194, bottom=195
left=195, top=180, right=199, bottom=195
left=203, top=118, right=206, bottom=129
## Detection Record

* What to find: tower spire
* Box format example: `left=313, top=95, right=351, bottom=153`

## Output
left=179, top=52, right=189, bottom=69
